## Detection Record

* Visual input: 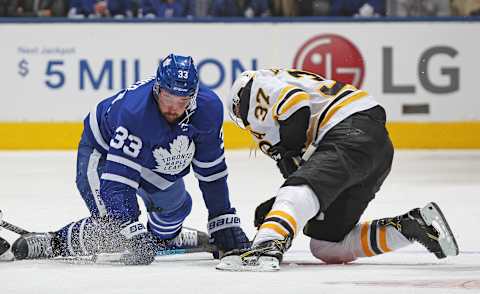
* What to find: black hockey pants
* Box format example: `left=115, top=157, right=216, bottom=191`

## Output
left=283, top=106, right=394, bottom=242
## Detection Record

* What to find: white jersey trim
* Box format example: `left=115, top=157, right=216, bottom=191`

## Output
left=78, top=218, right=88, bottom=255
left=149, top=212, right=184, bottom=225
left=101, top=173, right=139, bottom=189
left=66, top=222, right=75, bottom=256
left=194, top=169, right=228, bottom=182
left=140, top=168, right=174, bottom=190
left=148, top=215, right=183, bottom=230
left=89, top=103, right=110, bottom=152
left=192, top=154, right=225, bottom=169
left=106, top=154, right=142, bottom=173
left=148, top=223, right=182, bottom=236
left=87, top=149, right=107, bottom=217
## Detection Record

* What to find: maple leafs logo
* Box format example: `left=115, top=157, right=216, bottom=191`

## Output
left=152, top=135, right=195, bottom=175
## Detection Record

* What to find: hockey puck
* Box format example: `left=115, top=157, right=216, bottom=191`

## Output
left=0, top=236, right=10, bottom=256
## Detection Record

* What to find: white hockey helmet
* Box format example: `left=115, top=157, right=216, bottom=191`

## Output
left=227, top=70, right=256, bottom=129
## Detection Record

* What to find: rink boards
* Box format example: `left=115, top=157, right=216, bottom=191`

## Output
left=0, top=20, right=479, bottom=149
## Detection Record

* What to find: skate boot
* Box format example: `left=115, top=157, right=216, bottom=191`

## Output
left=216, top=237, right=292, bottom=272
left=157, top=227, right=215, bottom=255
left=381, top=202, right=459, bottom=258
left=11, top=233, right=59, bottom=260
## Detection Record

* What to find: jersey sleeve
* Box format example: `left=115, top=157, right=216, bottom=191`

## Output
left=191, top=95, right=232, bottom=218
left=99, top=108, right=146, bottom=222
left=271, top=83, right=311, bottom=122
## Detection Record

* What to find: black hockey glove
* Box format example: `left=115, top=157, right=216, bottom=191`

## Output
left=269, top=145, right=299, bottom=179
left=208, top=209, right=250, bottom=257
left=120, top=221, right=157, bottom=265
left=254, top=196, right=276, bottom=228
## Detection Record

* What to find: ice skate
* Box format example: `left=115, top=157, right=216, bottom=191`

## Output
left=11, top=233, right=58, bottom=260
left=216, top=237, right=291, bottom=272
left=157, top=227, right=214, bottom=255
left=382, top=202, right=459, bottom=258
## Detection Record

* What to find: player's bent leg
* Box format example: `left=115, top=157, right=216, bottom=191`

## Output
left=309, top=202, right=459, bottom=263
left=75, top=133, right=108, bottom=217
left=309, top=218, right=411, bottom=263
left=12, top=217, right=130, bottom=260
left=377, top=202, right=459, bottom=258
left=140, top=181, right=193, bottom=240
left=139, top=181, right=208, bottom=252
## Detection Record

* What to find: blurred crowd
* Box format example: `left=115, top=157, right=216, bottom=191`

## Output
left=1, top=0, right=479, bottom=18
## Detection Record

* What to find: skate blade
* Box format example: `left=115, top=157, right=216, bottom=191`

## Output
left=216, top=255, right=280, bottom=272
left=420, top=202, right=459, bottom=257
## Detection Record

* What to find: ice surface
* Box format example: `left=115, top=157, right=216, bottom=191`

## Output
left=1, top=150, right=479, bottom=294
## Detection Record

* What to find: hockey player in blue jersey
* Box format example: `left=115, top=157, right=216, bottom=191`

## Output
left=10, top=53, right=249, bottom=265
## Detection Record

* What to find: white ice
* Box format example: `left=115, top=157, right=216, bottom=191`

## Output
left=1, top=150, right=479, bottom=294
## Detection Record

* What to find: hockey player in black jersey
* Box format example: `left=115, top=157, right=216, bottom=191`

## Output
left=217, top=69, right=459, bottom=271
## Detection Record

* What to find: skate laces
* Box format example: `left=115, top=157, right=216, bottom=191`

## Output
left=240, top=239, right=287, bottom=260
left=172, top=230, right=198, bottom=247
left=26, top=234, right=53, bottom=258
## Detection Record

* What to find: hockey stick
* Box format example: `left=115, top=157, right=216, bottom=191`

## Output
left=0, top=210, right=29, bottom=235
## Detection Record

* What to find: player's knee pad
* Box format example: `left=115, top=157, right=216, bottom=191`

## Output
left=309, top=238, right=357, bottom=264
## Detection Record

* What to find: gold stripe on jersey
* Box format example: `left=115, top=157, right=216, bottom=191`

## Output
left=260, top=223, right=289, bottom=238
left=319, top=90, right=369, bottom=128
left=360, top=222, right=375, bottom=257
left=272, top=85, right=295, bottom=117
left=265, top=210, right=298, bottom=236
left=272, top=86, right=310, bottom=120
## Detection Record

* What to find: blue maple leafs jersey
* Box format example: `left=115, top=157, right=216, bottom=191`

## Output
left=83, top=77, right=231, bottom=221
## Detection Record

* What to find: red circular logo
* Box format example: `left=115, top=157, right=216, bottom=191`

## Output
left=293, top=34, right=365, bottom=88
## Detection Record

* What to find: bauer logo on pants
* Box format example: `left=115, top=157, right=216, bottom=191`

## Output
left=293, top=34, right=365, bottom=88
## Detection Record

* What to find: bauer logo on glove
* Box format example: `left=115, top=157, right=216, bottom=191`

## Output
left=208, top=214, right=241, bottom=233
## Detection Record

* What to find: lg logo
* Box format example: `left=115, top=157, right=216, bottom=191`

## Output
left=293, top=34, right=459, bottom=94
left=383, top=46, right=459, bottom=94
left=293, top=34, right=365, bottom=88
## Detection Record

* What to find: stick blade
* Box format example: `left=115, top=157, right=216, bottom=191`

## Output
left=0, top=236, right=14, bottom=261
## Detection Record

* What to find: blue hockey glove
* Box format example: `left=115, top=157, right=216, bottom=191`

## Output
left=208, top=211, right=250, bottom=255
left=120, top=221, right=157, bottom=265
